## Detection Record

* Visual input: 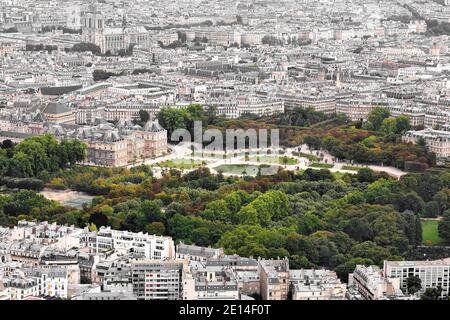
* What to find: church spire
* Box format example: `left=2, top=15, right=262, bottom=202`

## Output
left=122, top=3, right=127, bottom=31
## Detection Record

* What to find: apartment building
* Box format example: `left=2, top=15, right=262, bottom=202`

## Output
left=282, top=94, right=336, bottom=116
left=192, top=264, right=240, bottom=300
left=403, top=128, right=450, bottom=158
left=383, top=259, right=450, bottom=298
left=206, top=95, right=284, bottom=119
left=1, top=274, right=39, bottom=300
left=258, top=258, right=289, bottom=300
left=176, top=243, right=224, bottom=262
left=347, top=265, right=403, bottom=300
left=388, top=104, right=425, bottom=128
left=24, top=267, right=68, bottom=299
left=336, top=99, right=388, bottom=121
left=424, top=109, right=450, bottom=129
left=289, top=269, right=346, bottom=300
left=131, top=260, right=185, bottom=300
left=86, top=226, right=175, bottom=260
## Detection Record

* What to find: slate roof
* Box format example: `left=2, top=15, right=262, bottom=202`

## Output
left=43, top=102, right=71, bottom=115
left=142, top=120, right=165, bottom=132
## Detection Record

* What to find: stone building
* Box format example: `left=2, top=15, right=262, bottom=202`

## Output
left=81, top=4, right=150, bottom=54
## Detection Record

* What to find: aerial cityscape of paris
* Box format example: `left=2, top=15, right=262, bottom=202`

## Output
left=0, top=0, right=449, bottom=308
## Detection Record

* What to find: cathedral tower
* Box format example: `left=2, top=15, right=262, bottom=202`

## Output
left=82, top=3, right=104, bottom=51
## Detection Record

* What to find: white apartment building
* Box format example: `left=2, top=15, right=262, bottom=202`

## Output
left=190, top=263, right=240, bottom=300
left=384, top=259, right=450, bottom=298
left=403, top=128, right=450, bottom=158
left=25, top=267, right=68, bottom=299
left=347, top=265, right=402, bottom=300
left=8, top=220, right=84, bottom=251
left=289, top=269, right=346, bottom=300
left=336, top=99, right=388, bottom=121
left=194, top=280, right=239, bottom=300
left=86, top=226, right=175, bottom=260
left=424, top=110, right=450, bottom=129
left=282, top=95, right=337, bottom=116
left=206, top=95, right=284, bottom=119
left=131, top=260, right=186, bottom=300
left=388, top=104, right=425, bottom=128
left=1, top=275, right=40, bottom=300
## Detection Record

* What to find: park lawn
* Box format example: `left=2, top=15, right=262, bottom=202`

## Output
left=248, top=155, right=298, bottom=165
left=292, top=152, right=320, bottom=162
left=158, top=159, right=207, bottom=169
left=309, top=162, right=334, bottom=169
left=342, top=165, right=367, bottom=171
left=421, top=219, right=443, bottom=246
left=214, top=164, right=279, bottom=176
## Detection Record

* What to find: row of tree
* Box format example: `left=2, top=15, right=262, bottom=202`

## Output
left=0, top=134, right=86, bottom=179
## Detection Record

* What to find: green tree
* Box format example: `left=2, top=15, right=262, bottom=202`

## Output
left=423, top=201, right=441, bottom=218
left=297, top=212, right=324, bottom=235
left=355, top=168, right=376, bottom=183
left=235, top=205, right=259, bottom=225
left=141, top=200, right=164, bottom=223
left=335, top=258, right=374, bottom=282
left=349, top=241, right=391, bottom=265
left=156, top=107, right=193, bottom=137
left=395, top=115, right=411, bottom=134
left=138, top=110, right=150, bottom=124
left=14, top=139, right=49, bottom=175
left=365, top=107, right=390, bottom=131
left=421, top=286, right=443, bottom=300
left=145, top=222, right=165, bottom=235
left=8, top=152, right=33, bottom=177
left=380, top=117, right=398, bottom=135
left=89, top=211, right=108, bottom=228
left=438, top=209, right=450, bottom=244
left=406, top=275, right=422, bottom=294
left=201, top=199, right=231, bottom=222
left=344, top=218, right=373, bottom=242
left=303, top=135, right=322, bottom=150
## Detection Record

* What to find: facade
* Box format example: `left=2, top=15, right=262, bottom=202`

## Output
left=347, top=265, right=403, bottom=300
left=206, top=95, right=284, bottom=119
left=336, top=99, right=388, bottom=122
left=424, top=110, right=450, bottom=129
left=86, top=226, right=175, bottom=260
left=403, top=128, right=450, bottom=158
left=289, top=269, right=346, bottom=300
left=81, top=4, right=150, bottom=54
left=194, top=276, right=239, bottom=300
left=24, top=267, right=68, bottom=299
left=258, top=258, right=289, bottom=300
left=279, top=93, right=337, bottom=116
left=131, top=260, right=185, bottom=300
left=1, top=275, right=39, bottom=300
left=176, top=243, right=224, bottom=262
left=384, top=259, right=450, bottom=298
left=389, top=104, right=425, bottom=128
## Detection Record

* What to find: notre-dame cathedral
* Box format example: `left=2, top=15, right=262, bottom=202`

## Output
left=81, top=3, right=150, bottom=54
